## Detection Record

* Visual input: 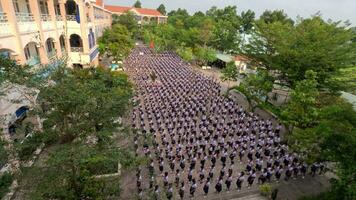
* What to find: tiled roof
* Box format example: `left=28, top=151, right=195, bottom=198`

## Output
left=104, top=5, right=131, bottom=13
left=135, top=8, right=164, bottom=16
left=95, top=0, right=104, bottom=7
left=235, top=55, right=249, bottom=61
left=104, top=5, right=165, bottom=16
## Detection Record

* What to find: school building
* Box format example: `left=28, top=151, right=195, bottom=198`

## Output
left=0, top=0, right=112, bottom=68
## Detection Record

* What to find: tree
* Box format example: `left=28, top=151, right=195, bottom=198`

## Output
left=240, top=9, right=255, bottom=33
left=39, top=66, right=132, bottom=144
left=157, top=4, right=166, bottom=15
left=98, top=24, right=134, bottom=62
left=207, top=6, right=242, bottom=52
left=194, top=46, right=216, bottom=66
left=133, top=0, right=141, bottom=8
left=176, top=46, right=194, bottom=62
left=221, top=62, right=239, bottom=88
left=200, top=18, right=214, bottom=47
left=245, top=16, right=356, bottom=92
left=259, top=10, right=294, bottom=25
left=112, top=12, right=138, bottom=34
left=289, top=97, right=356, bottom=199
left=240, top=69, right=274, bottom=109
left=167, top=8, right=190, bottom=27
left=282, top=70, right=319, bottom=130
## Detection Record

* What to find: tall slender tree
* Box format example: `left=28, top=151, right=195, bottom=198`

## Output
left=133, top=0, right=142, bottom=8
left=157, top=4, right=166, bottom=15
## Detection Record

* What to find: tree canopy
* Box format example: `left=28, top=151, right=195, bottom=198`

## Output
left=133, top=0, right=141, bottom=8
left=259, top=10, right=294, bottom=25
left=98, top=24, right=134, bottom=62
left=157, top=4, right=166, bottom=15
left=245, top=16, right=356, bottom=92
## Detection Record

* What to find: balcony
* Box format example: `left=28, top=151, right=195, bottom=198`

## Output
left=40, top=14, right=51, bottom=21
left=15, top=12, right=34, bottom=22
left=0, top=12, right=7, bottom=23
left=0, top=12, right=12, bottom=36
left=56, top=15, right=63, bottom=21
left=66, top=15, right=76, bottom=21
left=71, top=47, right=83, bottom=52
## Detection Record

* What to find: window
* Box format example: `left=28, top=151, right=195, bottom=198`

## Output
left=25, top=0, right=31, bottom=13
left=24, top=46, right=31, bottom=60
left=39, top=1, right=49, bottom=14
left=13, top=0, right=20, bottom=12
left=46, top=39, right=54, bottom=53
left=55, top=4, right=60, bottom=15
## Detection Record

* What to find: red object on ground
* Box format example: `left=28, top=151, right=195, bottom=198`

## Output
left=150, top=41, right=155, bottom=49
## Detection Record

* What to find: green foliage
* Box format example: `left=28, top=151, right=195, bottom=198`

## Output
left=240, top=9, right=255, bottom=33
left=207, top=6, right=242, bottom=52
left=133, top=0, right=141, bottom=8
left=0, top=172, right=13, bottom=198
left=0, top=56, right=42, bottom=88
left=15, top=133, right=44, bottom=161
left=142, top=6, right=244, bottom=59
left=39, top=66, right=132, bottom=144
left=289, top=97, right=356, bottom=198
left=259, top=10, right=294, bottom=25
left=195, top=46, right=216, bottom=65
left=176, top=46, right=194, bottom=62
left=245, top=16, right=356, bottom=92
left=259, top=183, right=272, bottom=197
left=282, top=70, right=319, bottom=129
left=157, top=4, right=166, bottom=15
left=221, top=62, right=239, bottom=83
left=112, top=12, right=139, bottom=36
left=22, top=142, right=139, bottom=199
left=0, top=140, right=8, bottom=168
left=336, top=66, right=356, bottom=94
left=241, top=69, right=274, bottom=104
left=98, top=24, right=134, bottom=62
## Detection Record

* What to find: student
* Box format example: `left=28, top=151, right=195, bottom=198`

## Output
left=215, top=178, right=223, bottom=194
left=236, top=172, right=245, bottom=191
left=166, top=184, right=173, bottom=200
left=190, top=179, right=197, bottom=197
left=179, top=182, right=185, bottom=199
left=225, top=176, right=232, bottom=192
left=203, top=179, right=211, bottom=196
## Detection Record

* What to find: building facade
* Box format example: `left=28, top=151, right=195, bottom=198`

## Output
left=0, top=0, right=112, bottom=68
left=104, top=5, right=167, bottom=25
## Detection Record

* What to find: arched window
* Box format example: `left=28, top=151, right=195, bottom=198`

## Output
left=46, top=38, right=56, bottom=58
left=69, top=34, right=83, bottom=52
left=59, top=35, right=66, bottom=52
left=24, top=42, right=40, bottom=65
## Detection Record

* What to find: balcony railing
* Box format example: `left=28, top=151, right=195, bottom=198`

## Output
left=16, top=12, right=34, bottom=22
left=56, top=15, right=63, bottom=21
left=40, top=14, right=51, bottom=21
left=47, top=51, right=57, bottom=59
left=0, top=12, right=8, bottom=23
left=66, top=15, right=76, bottom=21
left=70, top=47, right=83, bottom=52
left=26, top=56, right=41, bottom=66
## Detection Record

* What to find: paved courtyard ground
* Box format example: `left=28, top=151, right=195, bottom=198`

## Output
left=119, top=47, right=332, bottom=200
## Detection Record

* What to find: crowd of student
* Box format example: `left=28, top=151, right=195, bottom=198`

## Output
left=125, top=46, right=325, bottom=199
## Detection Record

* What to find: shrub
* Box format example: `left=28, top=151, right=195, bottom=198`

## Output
left=0, top=172, right=13, bottom=198
left=16, top=133, right=44, bottom=161
left=260, top=183, right=272, bottom=197
left=0, top=140, right=8, bottom=168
